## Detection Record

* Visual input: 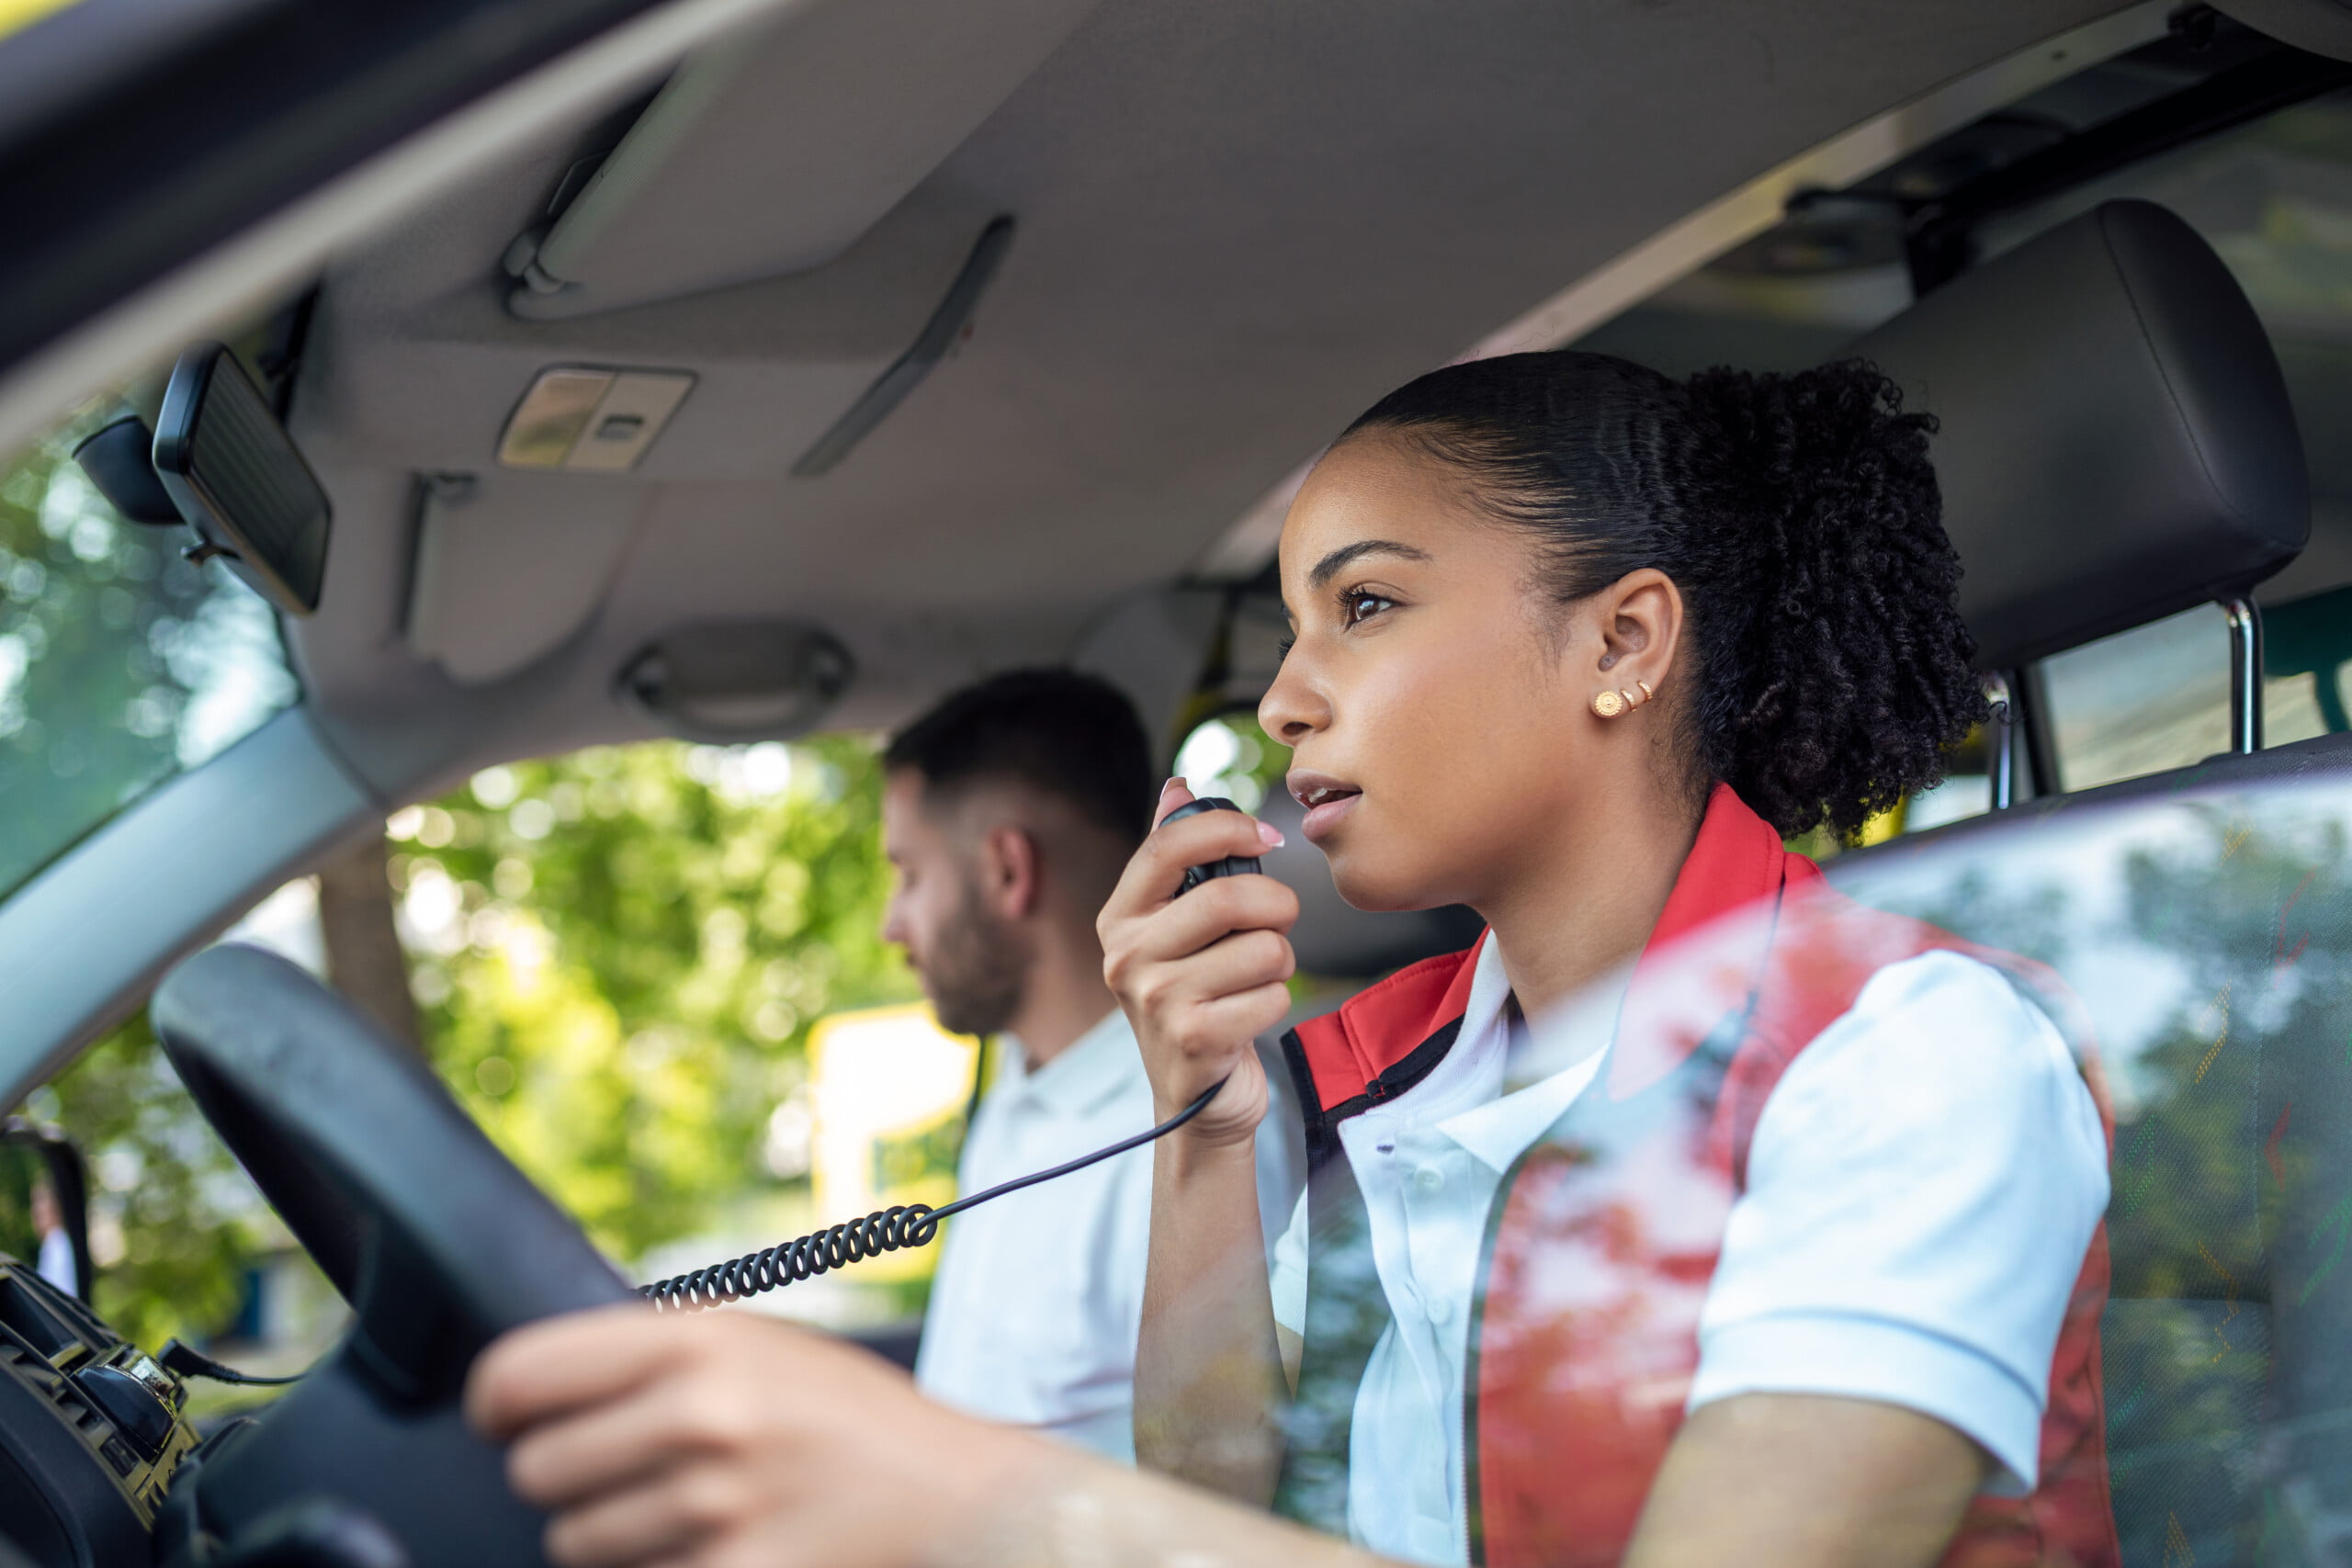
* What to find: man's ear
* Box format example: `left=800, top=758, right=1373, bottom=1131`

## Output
left=977, top=822, right=1043, bottom=921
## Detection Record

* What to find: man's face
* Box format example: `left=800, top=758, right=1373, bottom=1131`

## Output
left=880, top=770, right=1029, bottom=1037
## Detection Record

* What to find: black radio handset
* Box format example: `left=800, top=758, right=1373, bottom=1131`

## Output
left=639, top=795, right=1262, bottom=1311
left=1159, top=795, right=1264, bottom=891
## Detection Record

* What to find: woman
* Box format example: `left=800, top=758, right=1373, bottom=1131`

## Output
left=1118, top=352, right=2111, bottom=1567
left=469, top=352, right=2113, bottom=1568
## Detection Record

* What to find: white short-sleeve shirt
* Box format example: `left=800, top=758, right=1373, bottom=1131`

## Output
left=1269, top=939, right=2109, bottom=1565
left=917, top=1010, right=1299, bottom=1462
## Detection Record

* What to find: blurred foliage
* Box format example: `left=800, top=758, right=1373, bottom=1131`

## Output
left=389, top=736, right=915, bottom=1264
left=19, top=735, right=915, bottom=1347
left=22, top=1015, right=271, bottom=1351
left=0, top=402, right=297, bottom=899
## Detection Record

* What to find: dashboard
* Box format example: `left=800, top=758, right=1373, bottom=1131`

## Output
left=0, top=1255, right=201, bottom=1568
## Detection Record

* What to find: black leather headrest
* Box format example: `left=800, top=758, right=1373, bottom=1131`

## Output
left=1848, top=199, right=2308, bottom=671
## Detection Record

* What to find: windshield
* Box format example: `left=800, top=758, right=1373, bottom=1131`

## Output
left=0, top=406, right=298, bottom=898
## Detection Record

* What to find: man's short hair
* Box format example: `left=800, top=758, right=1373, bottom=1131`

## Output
left=884, top=669, right=1156, bottom=845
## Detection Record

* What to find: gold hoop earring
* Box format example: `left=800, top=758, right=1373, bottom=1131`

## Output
left=1591, top=690, right=1627, bottom=718
left=1636, top=680, right=1655, bottom=705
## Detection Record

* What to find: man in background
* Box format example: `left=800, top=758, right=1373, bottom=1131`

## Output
left=879, top=669, right=1295, bottom=1462
left=30, top=1178, right=77, bottom=1297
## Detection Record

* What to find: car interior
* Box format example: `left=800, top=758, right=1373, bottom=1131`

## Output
left=10, top=0, right=2352, bottom=1565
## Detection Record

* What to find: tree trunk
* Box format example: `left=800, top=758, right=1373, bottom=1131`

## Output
left=315, top=830, right=423, bottom=1054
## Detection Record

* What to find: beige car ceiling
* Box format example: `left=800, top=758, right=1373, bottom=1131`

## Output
left=283, top=0, right=2132, bottom=792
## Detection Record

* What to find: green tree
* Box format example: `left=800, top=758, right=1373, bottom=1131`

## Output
left=393, top=737, right=917, bottom=1263
left=22, top=1016, right=268, bottom=1351
left=21, top=735, right=913, bottom=1346
left=0, top=407, right=296, bottom=900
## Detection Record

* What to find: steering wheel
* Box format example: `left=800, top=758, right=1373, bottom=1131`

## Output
left=151, top=942, right=635, bottom=1566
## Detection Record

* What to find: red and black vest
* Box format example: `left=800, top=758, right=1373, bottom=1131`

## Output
left=1271, top=786, right=2119, bottom=1568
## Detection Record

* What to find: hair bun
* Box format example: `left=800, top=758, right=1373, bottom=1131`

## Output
left=1680, top=360, right=1984, bottom=836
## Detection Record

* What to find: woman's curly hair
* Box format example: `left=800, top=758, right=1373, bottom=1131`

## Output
left=1340, top=351, right=1985, bottom=839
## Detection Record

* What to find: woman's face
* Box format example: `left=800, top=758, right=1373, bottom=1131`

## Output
left=1259, top=434, right=1610, bottom=913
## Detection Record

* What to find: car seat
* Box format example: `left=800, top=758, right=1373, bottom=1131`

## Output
left=1840, top=199, right=2339, bottom=1567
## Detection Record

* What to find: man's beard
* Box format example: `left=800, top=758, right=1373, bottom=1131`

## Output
left=924, top=881, right=1032, bottom=1038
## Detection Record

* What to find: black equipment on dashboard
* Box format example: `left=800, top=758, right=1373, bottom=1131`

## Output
left=637, top=795, right=1264, bottom=1311
left=152, top=344, right=334, bottom=617
left=0, top=1253, right=200, bottom=1568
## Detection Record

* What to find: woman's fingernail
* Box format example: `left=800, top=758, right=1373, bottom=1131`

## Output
left=1258, top=820, right=1285, bottom=849
left=1161, top=777, right=1184, bottom=795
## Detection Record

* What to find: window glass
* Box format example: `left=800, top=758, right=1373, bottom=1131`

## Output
left=1826, top=772, right=2352, bottom=1567
left=2040, top=604, right=2330, bottom=795
left=389, top=737, right=922, bottom=1328
left=15, top=734, right=920, bottom=1366
left=0, top=408, right=298, bottom=899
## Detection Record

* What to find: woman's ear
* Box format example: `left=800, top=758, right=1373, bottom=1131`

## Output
left=1590, top=568, right=1684, bottom=697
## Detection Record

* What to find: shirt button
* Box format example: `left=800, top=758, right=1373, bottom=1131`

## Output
left=1427, top=1295, right=1454, bottom=1325
left=1413, top=1164, right=1444, bottom=1191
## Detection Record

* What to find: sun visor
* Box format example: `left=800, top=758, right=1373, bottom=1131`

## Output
left=1847, top=199, right=2309, bottom=671
left=505, top=0, right=1099, bottom=320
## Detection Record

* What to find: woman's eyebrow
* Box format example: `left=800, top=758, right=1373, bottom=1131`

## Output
left=1306, top=539, right=1431, bottom=590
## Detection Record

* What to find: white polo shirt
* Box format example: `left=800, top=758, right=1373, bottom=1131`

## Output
left=1269, top=938, right=2109, bottom=1565
left=917, top=1009, right=1299, bottom=1461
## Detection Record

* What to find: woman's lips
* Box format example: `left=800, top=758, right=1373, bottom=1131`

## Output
left=1291, top=776, right=1363, bottom=843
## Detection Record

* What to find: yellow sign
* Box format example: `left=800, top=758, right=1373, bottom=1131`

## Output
left=807, top=1003, right=979, bottom=1282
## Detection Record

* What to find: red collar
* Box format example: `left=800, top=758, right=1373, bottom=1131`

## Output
left=1296, top=786, right=1814, bottom=1113
left=1610, top=784, right=1813, bottom=1099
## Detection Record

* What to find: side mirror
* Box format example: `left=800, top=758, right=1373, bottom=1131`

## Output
left=0, top=1118, right=94, bottom=1303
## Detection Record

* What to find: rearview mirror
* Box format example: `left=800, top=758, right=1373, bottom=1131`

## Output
left=153, top=343, right=334, bottom=616
left=0, top=1119, right=92, bottom=1303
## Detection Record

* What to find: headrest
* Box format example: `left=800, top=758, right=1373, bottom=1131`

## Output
left=1848, top=199, right=2308, bottom=671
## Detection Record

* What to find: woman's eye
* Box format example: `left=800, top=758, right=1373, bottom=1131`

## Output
left=1344, top=591, right=1394, bottom=626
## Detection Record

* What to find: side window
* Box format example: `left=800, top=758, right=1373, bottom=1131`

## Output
left=0, top=395, right=298, bottom=899
left=19, top=736, right=928, bottom=1362
left=2039, top=604, right=2331, bottom=795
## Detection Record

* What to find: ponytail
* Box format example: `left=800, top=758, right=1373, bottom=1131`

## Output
left=1340, top=352, right=1984, bottom=838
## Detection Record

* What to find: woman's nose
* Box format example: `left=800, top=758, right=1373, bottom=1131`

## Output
left=1259, top=654, right=1324, bottom=746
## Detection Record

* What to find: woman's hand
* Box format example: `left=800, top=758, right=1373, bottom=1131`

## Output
left=468, top=1306, right=1056, bottom=1568
left=1099, top=780, right=1298, bottom=1146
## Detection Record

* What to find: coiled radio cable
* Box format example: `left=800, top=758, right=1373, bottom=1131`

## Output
left=639, top=1074, right=1230, bottom=1312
